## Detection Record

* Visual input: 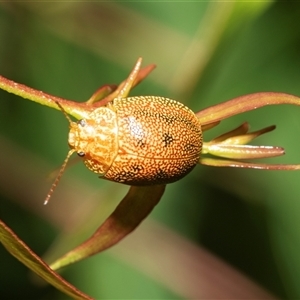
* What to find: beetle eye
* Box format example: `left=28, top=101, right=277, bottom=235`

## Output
left=77, top=151, right=85, bottom=157
left=78, top=119, right=86, bottom=127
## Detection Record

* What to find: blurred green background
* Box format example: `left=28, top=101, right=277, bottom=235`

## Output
left=1, top=1, right=300, bottom=299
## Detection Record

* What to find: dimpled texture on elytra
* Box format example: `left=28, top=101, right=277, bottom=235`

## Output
left=101, top=96, right=203, bottom=185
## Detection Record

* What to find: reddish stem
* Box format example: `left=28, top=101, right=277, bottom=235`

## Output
left=196, top=92, right=300, bottom=125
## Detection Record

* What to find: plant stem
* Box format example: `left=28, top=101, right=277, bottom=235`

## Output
left=0, top=75, right=91, bottom=119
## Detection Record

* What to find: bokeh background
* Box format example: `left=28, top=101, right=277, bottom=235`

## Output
left=1, top=1, right=300, bottom=299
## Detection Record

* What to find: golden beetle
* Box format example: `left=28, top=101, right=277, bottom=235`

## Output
left=68, top=96, right=202, bottom=185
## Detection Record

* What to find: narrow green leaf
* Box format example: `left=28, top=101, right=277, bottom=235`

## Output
left=209, top=122, right=249, bottom=143
left=50, top=185, right=166, bottom=271
left=221, top=125, right=276, bottom=145
left=200, top=158, right=300, bottom=170
left=0, top=219, right=93, bottom=300
left=204, top=144, right=284, bottom=160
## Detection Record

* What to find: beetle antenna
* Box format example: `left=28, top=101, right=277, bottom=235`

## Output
left=55, top=101, right=73, bottom=124
left=44, top=149, right=75, bottom=205
left=44, top=101, right=75, bottom=205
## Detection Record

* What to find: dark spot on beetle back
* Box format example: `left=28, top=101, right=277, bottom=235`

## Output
left=162, top=132, right=174, bottom=147
left=137, top=139, right=146, bottom=148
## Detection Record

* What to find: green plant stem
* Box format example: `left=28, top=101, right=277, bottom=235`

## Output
left=0, top=75, right=91, bottom=120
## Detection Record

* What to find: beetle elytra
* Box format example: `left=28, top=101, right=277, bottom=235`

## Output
left=68, top=96, right=202, bottom=185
